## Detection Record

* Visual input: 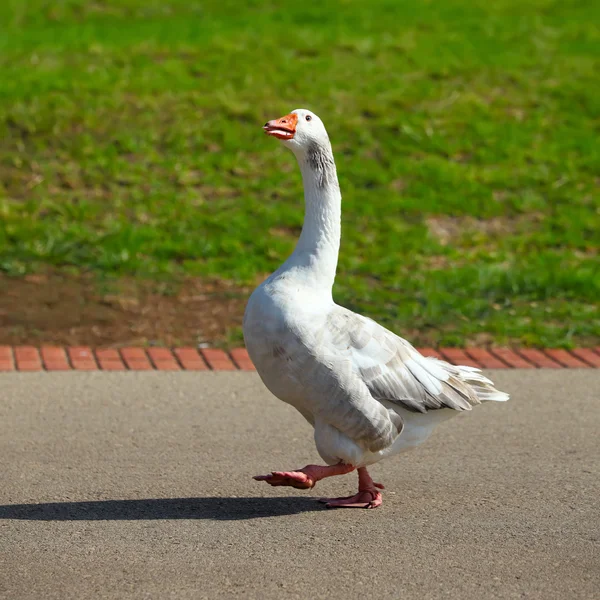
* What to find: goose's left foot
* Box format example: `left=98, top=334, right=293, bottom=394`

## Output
left=318, top=488, right=383, bottom=509
left=254, top=463, right=355, bottom=489
left=318, top=467, right=384, bottom=509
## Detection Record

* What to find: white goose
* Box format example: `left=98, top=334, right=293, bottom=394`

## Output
left=243, top=109, right=509, bottom=509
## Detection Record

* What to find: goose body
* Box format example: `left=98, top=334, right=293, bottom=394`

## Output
left=244, top=109, right=509, bottom=508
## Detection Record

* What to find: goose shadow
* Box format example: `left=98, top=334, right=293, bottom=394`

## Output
left=0, top=496, right=323, bottom=521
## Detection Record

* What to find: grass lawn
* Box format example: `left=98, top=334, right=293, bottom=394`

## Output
left=0, top=0, right=598, bottom=347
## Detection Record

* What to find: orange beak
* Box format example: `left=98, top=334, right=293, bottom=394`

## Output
left=263, top=113, right=298, bottom=140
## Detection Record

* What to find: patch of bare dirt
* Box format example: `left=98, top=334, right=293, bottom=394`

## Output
left=425, top=214, right=543, bottom=246
left=0, top=272, right=251, bottom=347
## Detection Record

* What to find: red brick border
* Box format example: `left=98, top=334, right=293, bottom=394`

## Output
left=568, top=348, right=600, bottom=368
left=95, top=349, right=126, bottom=371
left=488, top=348, right=535, bottom=369
left=515, top=349, right=563, bottom=369
left=464, top=348, right=509, bottom=369
left=173, top=348, right=208, bottom=371
left=0, top=346, right=14, bottom=371
left=229, top=348, right=255, bottom=371
left=41, top=346, right=70, bottom=371
left=15, top=346, right=42, bottom=371
left=67, top=347, right=97, bottom=371
left=0, top=347, right=597, bottom=372
left=437, top=348, right=480, bottom=368
left=200, top=348, right=237, bottom=371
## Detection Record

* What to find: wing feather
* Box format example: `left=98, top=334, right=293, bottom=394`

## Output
left=327, top=308, right=507, bottom=413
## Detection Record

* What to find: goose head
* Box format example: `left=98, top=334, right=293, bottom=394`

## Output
left=263, top=109, right=330, bottom=155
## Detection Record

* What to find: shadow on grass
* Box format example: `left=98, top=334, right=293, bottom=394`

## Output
left=0, top=496, right=324, bottom=521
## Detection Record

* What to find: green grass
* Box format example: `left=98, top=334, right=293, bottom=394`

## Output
left=0, top=0, right=598, bottom=347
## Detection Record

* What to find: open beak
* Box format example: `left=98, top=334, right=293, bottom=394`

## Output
left=263, top=113, right=298, bottom=140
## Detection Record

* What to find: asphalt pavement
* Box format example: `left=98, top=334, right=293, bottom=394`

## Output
left=1, top=370, right=598, bottom=599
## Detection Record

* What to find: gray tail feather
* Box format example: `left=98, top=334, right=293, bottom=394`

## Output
left=457, top=365, right=510, bottom=402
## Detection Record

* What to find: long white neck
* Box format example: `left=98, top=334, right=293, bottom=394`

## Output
left=282, top=140, right=341, bottom=293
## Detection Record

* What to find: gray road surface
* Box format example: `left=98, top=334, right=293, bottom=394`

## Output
left=0, top=371, right=598, bottom=599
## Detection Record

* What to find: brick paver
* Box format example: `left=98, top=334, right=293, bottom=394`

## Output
left=0, top=346, right=597, bottom=372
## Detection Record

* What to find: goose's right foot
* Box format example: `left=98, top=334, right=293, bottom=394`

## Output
left=253, top=463, right=355, bottom=490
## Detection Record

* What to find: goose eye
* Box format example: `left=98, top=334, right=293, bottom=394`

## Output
left=305, top=115, right=312, bottom=121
